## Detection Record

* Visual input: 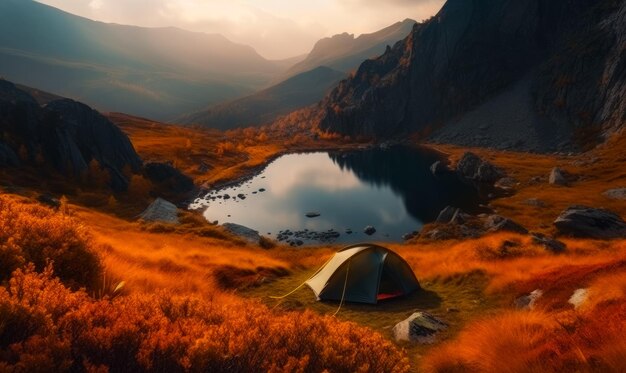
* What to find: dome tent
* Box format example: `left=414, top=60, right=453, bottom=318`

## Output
left=305, top=244, right=420, bottom=304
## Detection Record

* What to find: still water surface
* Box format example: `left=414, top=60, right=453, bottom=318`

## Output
left=190, top=146, right=482, bottom=244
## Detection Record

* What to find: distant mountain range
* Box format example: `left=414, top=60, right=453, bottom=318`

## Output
left=316, top=0, right=626, bottom=153
left=181, top=20, right=416, bottom=129
left=180, top=66, right=345, bottom=129
left=280, top=19, right=416, bottom=81
left=0, top=0, right=289, bottom=121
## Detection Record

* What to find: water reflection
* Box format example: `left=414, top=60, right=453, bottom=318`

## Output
left=190, top=146, right=482, bottom=244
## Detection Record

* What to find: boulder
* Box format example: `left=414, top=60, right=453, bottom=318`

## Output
left=430, top=161, right=447, bottom=175
left=515, top=289, right=543, bottom=310
left=144, top=162, right=194, bottom=193
left=554, top=206, right=626, bottom=239
left=568, top=288, right=588, bottom=309
left=531, top=233, right=566, bottom=252
left=549, top=167, right=568, bottom=186
left=363, top=226, right=377, bottom=235
left=495, top=177, right=517, bottom=189
left=436, top=206, right=459, bottom=223
left=222, top=223, right=262, bottom=244
left=484, top=215, right=528, bottom=234
left=524, top=198, right=546, bottom=207
left=37, top=194, right=60, bottom=209
left=139, top=198, right=179, bottom=224
left=456, top=152, right=505, bottom=184
left=392, top=312, right=448, bottom=344
left=604, top=188, right=626, bottom=200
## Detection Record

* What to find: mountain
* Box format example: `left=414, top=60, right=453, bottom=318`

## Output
left=0, top=0, right=286, bottom=121
left=280, top=19, right=416, bottom=81
left=317, top=0, right=626, bottom=153
left=181, top=20, right=415, bottom=129
left=180, top=66, right=345, bottom=129
left=0, top=79, right=142, bottom=190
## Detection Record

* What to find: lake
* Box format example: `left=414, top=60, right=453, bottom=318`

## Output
left=190, top=146, right=484, bottom=245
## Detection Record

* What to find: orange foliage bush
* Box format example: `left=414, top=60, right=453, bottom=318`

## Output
left=0, top=267, right=410, bottom=373
left=421, top=304, right=626, bottom=373
left=0, top=195, right=101, bottom=289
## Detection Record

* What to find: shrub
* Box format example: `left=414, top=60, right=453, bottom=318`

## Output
left=0, top=195, right=101, bottom=289
left=0, top=267, right=410, bottom=373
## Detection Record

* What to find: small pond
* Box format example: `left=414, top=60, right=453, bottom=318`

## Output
left=190, top=146, right=484, bottom=245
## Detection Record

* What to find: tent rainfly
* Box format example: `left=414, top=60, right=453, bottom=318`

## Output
left=305, top=244, right=420, bottom=304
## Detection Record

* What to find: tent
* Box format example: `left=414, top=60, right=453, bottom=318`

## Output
left=305, top=244, right=420, bottom=304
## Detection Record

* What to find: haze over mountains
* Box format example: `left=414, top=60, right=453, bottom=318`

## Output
left=181, top=66, right=346, bottom=130
left=0, top=0, right=290, bottom=120
left=181, top=20, right=416, bottom=129
left=0, top=0, right=417, bottom=127
left=281, top=19, right=417, bottom=81
left=316, top=0, right=626, bottom=153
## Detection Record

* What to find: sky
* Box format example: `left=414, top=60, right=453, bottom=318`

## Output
left=36, top=0, right=445, bottom=60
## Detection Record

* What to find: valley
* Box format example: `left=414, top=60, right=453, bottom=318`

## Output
left=1, top=0, right=626, bottom=372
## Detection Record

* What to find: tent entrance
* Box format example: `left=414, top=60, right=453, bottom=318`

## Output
left=377, top=265, right=404, bottom=301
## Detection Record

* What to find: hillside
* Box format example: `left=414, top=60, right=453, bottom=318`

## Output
left=281, top=19, right=416, bottom=80
left=316, top=0, right=626, bottom=153
left=180, top=66, right=345, bottom=129
left=0, top=0, right=287, bottom=120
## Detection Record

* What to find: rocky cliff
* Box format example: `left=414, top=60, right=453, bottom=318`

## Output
left=317, top=0, right=625, bottom=152
left=0, top=79, right=142, bottom=190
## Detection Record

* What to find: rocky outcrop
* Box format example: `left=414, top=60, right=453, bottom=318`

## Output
left=484, top=215, right=529, bottom=235
left=222, top=223, right=262, bottom=244
left=0, top=79, right=143, bottom=191
left=531, top=233, right=567, bottom=252
left=549, top=167, right=568, bottom=186
left=554, top=206, right=626, bottom=239
left=604, top=188, right=626, bottom=200
left=392, top=312, right=447, bottom=344
left=423, top=207, right=529, bottom=240
left=515, top=289, right=543, bottom=310
left=316, top=0, right=625, bottom=152
left=456, top=153, right=505, bottom=184
left=139, top=198, right=180, bottom=224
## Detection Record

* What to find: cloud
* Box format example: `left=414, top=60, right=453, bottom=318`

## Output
left=36, top=0, right=444, bottom=59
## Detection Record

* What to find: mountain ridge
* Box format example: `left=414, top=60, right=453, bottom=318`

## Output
left=315, top=0, right=626, bottom=153
left=0, top=0, right=287, bottom=121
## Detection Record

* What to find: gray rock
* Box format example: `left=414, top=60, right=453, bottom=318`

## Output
left=515, top=289, right=543, bottom=310
left=549, top=167, right=568, bottom=186
left=450, top=209, right=472, bottom=225
left=524, top=198, right=546, bottom=207
left=436, top=206, right=460, bottom=223
left=37, top=194, right=60, bottom=209
left=554, top=206, right=626, bottom=239
left=392, top=312, right=448, bottom=344
left=604, top=188, right=626, bottom=200
left=222, top=223, right=262, bottom=244
left=531, top=233, right=566, bottom=252
left=456, top=152, right=505, bottom=184
left=305, top=212, right=321, bottom=218
left=139, top=198, right=179, bottom=224
left=363, top=226, right=377, bottom=235
left=430, top=161, right=447, bottom=175
left=495, top=177, right=517, bottom=189
left=484, top=215, right=528, bottom=234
